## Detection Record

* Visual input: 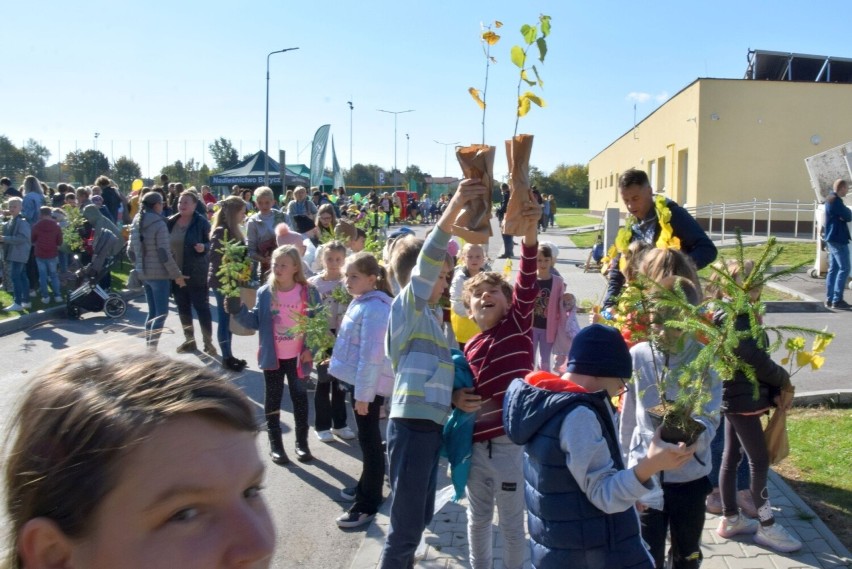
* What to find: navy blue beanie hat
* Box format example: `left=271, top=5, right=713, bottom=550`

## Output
left=566, top=324, right=632, bottom=378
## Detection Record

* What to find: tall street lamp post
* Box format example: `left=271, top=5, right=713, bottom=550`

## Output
left=377, top=108, right=414, bottom=187
left=265, top=47, right=299, bottom=187
left=347, top=100, right=354, bottom=171
left=434, top=140, right=459, bottom=177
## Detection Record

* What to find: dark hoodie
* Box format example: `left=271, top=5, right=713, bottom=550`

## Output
left=503, top=372, right=653, bottom=569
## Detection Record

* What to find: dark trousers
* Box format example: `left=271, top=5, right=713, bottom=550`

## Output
left=501, top=233, right=514, bottom=257
left=351, top=393, right=385, bottom=515
left=721, top=413, right=771, bottom=520
left=640, top=476, right=711, bottom=569
left=314, top=363, right=348, bottom=431
left=173, top=284, right=213, bottom=341
left=212, top=289, right=233, bottom=359
left=379, top=418, right=443, bottom=569
left=709, top=414, right=750, bottom=489
left=26, top=248, right=38, bottom=291
left=263, top=358, right=309, bottom=447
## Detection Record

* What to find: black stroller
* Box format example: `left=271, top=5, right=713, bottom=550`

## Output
left=66, top=228, right=127, bottom=320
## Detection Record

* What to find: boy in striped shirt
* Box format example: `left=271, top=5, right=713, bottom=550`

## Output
left=455, top=198, right=542, bottom=569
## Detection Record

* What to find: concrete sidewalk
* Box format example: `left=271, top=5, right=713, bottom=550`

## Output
left=350, top=220, right=852, bottom=569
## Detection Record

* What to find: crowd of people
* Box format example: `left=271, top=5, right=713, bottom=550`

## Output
left=1, top=169, right=807, bottom=569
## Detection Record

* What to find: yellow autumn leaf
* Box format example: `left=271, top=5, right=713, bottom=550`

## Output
left=481, top=31, right=500, bottom=45
left=796, top=351, right=812, bottom=368
left=524, top=91, right=545, bottom=108
left=781, top=356, right=790, bottom=365
left=494, top=20, right=503, bottom=28
left=812, top=333, right=833, bottom=354
left=517, top=94, right=531, bottom=117
left=810, top=354, right=825, bottom=370
left=469, top=87, right=485, bottom=110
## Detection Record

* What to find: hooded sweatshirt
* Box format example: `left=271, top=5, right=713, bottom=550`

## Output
left=503, top=371, right=654, bottom=569
left=82, top=204, right=125, bottom=257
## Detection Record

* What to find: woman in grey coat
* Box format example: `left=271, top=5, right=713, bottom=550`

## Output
left=128, top=191, right=185, bottom=349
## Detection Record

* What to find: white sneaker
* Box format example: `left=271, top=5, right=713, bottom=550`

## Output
left=315, top=430, right=335, bottom=443
left=717, top=514, right=759, bottom=538
left=28, top=290, right=36, bottom=298
left=41, top=297, right=50, bottom=304
left=754, top=522, right=802, bottom=553
left=332, top=426, right=357, bottom=440
left=54, top=295, right=64, bottom=303
left=21, top=302, right=31, bottom=310
left=3, top=303, right=23, bottom=312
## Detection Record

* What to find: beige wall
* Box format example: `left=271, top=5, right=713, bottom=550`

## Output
left=589, top=79, right=852, bottom=215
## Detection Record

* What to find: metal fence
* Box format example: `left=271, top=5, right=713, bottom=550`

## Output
left=684, top=199, right=819, bottom=244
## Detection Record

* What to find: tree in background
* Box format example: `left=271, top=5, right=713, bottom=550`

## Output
left=528, top=162, right=589, bottom=208
left=344, top=163, right=386, bottom=187
left=21, top=139, right=51, bottom=179
left=160, top=159, right=210, bottom=190
left=209, top=137, right=239, bottom=171
left=65, top=150, right=110, bottom=185
left=403, top=165, right=427, bottom=191
left=112, top=156, right=142, bottom=192
left=0, top=136, right=25, bottom=181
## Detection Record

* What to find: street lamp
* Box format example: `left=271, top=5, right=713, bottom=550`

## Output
left=405, top=133, right=409, bottom=171
left=377, top=108, right=414, bottom=187
left=434, top=140, right=459, bottom=177
left=265, top=47, right=299, bottom=187
left=347, top=100, right=354, bottom=171
left=94, top=132, right=100, bottom=151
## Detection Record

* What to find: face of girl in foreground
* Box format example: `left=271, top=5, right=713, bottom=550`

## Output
left=345, top=266, right=377, bottom=296
left=33, top=415, right=275, bottom=569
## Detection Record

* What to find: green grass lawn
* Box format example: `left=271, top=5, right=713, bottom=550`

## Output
left=772, top=406, right=852, bottom=551
left=553, top=212, right=601, bottom=229
left=568, top=230, right=599, bottom=249
left=715, top=241, right=814, bottom=269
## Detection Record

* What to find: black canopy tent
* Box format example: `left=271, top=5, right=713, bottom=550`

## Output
left=208, top=150, right=309, bottom=197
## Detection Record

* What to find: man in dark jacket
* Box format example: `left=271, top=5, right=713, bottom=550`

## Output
left=503, top=324, right=694, bottom=569
left=604, top=169, right=716, bottom=306
left=823, top=178, right=851, bottom=309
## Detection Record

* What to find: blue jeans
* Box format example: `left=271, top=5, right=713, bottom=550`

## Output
left=380, top=418, right=443, bottom=569
left=9, top=261, right=29, bottom=305
left=826, top=241, right=850, bottom=303
left=212, top=289, right=233, bottom=359
left=36, top=257, right=61, bottom=298
left=143, top=279, right=171, bottom=345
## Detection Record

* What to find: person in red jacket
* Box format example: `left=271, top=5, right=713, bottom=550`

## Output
left=31, top=206, right=64, bottom=303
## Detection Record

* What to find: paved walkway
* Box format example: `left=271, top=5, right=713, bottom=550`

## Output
left=349, top=220, right=852, bottom=569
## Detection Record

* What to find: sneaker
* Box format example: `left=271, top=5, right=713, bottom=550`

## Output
left=717, top=514, right=759, bottom=539
left=21, top=302, right=31, bottom=310
left=54, top=295, right=64, bottom=303
left=737, top=489, right=758, bottom=518
left=3, top=303, right=23, bottom=312
left=336, top=510, right=375, bottom=529
left=825, top=300, right=834, bottom=309
left=176, top=339, right=197, bottom=353
left=706, top=488, right=723, bottom=515
left=833, top=299, right=852, bottom=310
left=316, top=430, right=335, bottom=443
left=340, top=486, right=357, bottom=501
left=754, top=522, right=802, bottom=553
left=331, top=426, right=357, bottom=440
left=40, top=297, right=50, bottom=304
left=28, top=290, right=36, bottom=298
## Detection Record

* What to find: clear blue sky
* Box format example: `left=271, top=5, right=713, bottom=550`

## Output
left=3, top=0, right=850, bottom=182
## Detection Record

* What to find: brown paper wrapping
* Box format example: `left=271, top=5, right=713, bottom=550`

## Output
left=451, top=144, right=495, bottom=244
left=502, top=134, right=535, bottom=237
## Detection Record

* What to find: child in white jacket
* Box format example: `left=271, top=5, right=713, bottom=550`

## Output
left=328, top=251, right=395, bottom=529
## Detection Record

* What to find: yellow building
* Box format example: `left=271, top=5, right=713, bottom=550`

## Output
left=589, top=52, right=852, bottom=219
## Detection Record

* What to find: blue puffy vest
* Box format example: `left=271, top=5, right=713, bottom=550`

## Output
left=503, top=379, right=653, bottom=569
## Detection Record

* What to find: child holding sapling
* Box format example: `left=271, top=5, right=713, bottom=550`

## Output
left=308, top=241, right=356, bottom=443
left=449, top=243, right=486, bottom=350
left=619, top=275, right=721, bottom=569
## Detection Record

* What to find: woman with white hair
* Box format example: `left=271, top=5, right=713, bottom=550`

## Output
left=286, top=186, right=317, bottom=231
left=246, top=186, right=290, bottom=280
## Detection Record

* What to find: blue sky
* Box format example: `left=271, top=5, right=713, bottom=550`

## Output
left=3, top=0, right=851, bottom=182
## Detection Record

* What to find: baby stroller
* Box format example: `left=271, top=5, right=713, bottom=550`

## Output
left=67, top=228, right=127, bottom=320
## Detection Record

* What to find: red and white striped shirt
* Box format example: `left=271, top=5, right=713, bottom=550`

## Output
left=464, top=241, right=538, bottom=442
